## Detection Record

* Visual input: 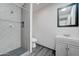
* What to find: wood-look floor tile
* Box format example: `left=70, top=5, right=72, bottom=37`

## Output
left=36, top=48, right=49, bottom=56
left=28, top=44, right=54, bottom=56
left=45, top=50, right=53, bottom=56
left=29, top=45, right=43, bottom=56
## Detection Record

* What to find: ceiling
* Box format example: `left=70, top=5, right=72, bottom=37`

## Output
left=14, top=3, right=25, bottom=7
left=33, top=3, right=53, bottom=12
left=14, top=3, right=53, bottom=12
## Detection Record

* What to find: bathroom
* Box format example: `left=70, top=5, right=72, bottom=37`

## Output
left=0, top=3, right=79, bottom=56
left=32, top=3, right=79, bottom=56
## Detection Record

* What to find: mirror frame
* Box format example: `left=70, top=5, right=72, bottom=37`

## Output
left=57, top=3, right=78, bottom=27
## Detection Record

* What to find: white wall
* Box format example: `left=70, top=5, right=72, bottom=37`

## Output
left=33, top=4, right=57, bottom=49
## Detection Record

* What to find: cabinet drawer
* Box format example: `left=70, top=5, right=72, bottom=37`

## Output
left=68, top=39, right=79, bottom=47
left=56, top=37, right=68, bottom=44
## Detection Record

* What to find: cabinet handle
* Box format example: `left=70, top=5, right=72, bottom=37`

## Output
left=66, top=48, right=69, bottom=56
left=68, top=48, right=69, bottom=50
left=66, top=48, right=69, bottom=51
left=66, top=48, right=67, bottom=50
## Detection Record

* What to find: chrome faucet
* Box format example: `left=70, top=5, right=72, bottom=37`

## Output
left=64, top=34, right=70, bottom=37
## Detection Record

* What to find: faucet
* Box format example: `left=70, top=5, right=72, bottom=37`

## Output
left=64, top=34, right=70, bottom=37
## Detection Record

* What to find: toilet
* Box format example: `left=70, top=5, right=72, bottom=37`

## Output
left=32, top=38, right=37, bottom=48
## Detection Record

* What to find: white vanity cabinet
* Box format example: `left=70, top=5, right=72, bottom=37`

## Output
left=56, top=43, right=68, bottom=56
left=56, top=36, right=79, bottom=56
left=68, top=45, right=79, bottom=56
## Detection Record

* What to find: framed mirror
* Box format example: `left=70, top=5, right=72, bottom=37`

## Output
left=57, top=3, right=78, bottom=27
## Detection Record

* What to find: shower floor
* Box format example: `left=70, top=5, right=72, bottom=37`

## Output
left=0, top=47, right=27, bottom=56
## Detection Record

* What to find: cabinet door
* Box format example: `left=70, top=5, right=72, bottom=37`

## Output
left=56, top=43, right=67, bottom=56
left=68, top=45, right=79, bottom=56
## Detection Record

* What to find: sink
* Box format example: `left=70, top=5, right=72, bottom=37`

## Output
left=63, top=34, right=70, bottom=37
left=56, top=35, right=79, bottom=47
left=56, top=35, right=78, bottom=40
left=56, top=35, right=69, bottom=38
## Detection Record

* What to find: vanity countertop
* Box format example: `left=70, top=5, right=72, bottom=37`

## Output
left=56, top=35, right=79, bottom=47
left=56, top=35, right=79, bottom=40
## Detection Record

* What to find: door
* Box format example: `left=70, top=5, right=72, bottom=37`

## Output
left=56, top=43, right=67, bottom=56
left=68, top=45, right=79, bottom=56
